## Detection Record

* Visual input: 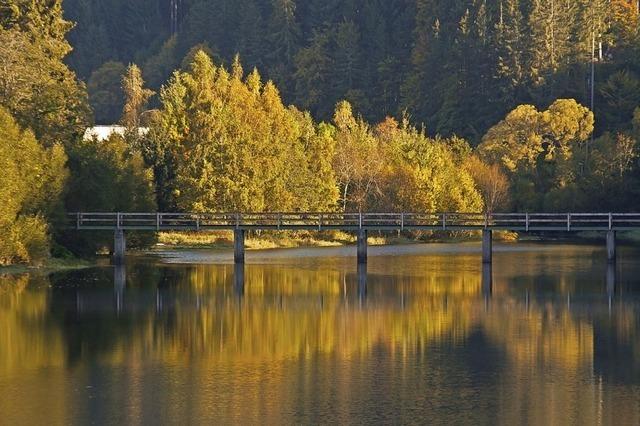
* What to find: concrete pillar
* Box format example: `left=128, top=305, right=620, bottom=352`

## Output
left=113, top=229, right=126, bottom=264
left=234, top=229, right=245, bottom=264
left=607, top=231, right=616, bottom=263
left=482, top=230, right=492, bottom=264
left=357, top=229, right=368, bottom=264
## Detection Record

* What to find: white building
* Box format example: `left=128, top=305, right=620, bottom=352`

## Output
left=83, top=125, right=149, bottom=141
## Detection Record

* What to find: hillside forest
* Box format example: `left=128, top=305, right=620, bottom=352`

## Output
left=1, top=0, right=640, bottom=264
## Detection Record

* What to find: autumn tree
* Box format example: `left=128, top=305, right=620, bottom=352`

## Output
left=146, top=50, right=338, bottom=213
left=478, top=99, right=594, bottom=210
left=332, top=101, right=384, bottom=211
left=0, top=107, right=67, bottom=265
left=121, top=64, right=155, bottom=129
left=464, top=156, right=511, bottom=213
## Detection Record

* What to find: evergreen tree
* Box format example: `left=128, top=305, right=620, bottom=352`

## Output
left=527, top=0, right=579, bottom=101
left=494, top=0, right=526, bottom=108
left=88, top=61, right=126, bottom=124
left=267, top=0, right=301, bottom=95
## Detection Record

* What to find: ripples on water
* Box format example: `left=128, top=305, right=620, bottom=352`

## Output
left=1, top=242, right=640, bottom=424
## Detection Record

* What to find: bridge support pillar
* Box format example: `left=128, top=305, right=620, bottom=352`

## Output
left=482, top=230, right=492, bottom=264
left=113, top=229, right=126, bottom=264
left=357, top=230, right=368, bottom=264
left=234, top=229, right=245, bottom=264
left=607, top=231, right=616, bottom=263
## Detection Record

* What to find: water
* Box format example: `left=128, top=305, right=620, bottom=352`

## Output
left=1, top=242, right=640, bottom=424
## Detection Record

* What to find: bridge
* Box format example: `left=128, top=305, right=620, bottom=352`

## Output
left=69, top=212, right=638, bottom=264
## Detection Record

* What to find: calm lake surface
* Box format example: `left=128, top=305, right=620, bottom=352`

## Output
left=2, top=242, right=640, bottom=425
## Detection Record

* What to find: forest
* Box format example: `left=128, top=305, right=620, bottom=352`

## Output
left=1, top=0, right=640, bottom=265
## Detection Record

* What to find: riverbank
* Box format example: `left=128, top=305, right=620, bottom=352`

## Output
left=155, top=229, right=520, bottom=251
left=0, top=257, right=92, bottom=275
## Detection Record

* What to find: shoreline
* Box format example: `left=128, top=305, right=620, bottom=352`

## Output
left=0, top=257, right=92, bottom=275
left=2, top=229, right=637, bottom=274
left=155, top=229, right=522, bottom=250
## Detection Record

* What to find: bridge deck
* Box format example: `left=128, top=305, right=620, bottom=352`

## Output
left=68, top=212, right=640, bottom=232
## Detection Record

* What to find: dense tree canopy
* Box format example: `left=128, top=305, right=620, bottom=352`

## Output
left=146, top=51, right=339, bottom=212
left=2, top=0, right=640, bottom=265
left=0, top=107, right=67, bottom=265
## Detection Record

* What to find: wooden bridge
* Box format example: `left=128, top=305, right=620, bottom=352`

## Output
left=69, top=212, right=638, bottom=264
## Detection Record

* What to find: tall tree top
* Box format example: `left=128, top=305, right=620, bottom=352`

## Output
left=0, top=0, right=73, bottom=58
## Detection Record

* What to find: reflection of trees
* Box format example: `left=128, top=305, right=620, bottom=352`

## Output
left=482, top=302, right=594, bottom=371
left=0, top=274, right=66, bottom=374
left=0, top=274, right=71, bottom=424
left=2, top=252, right=640, bottom=423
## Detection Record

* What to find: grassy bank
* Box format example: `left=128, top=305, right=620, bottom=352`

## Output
left=156, top=229, right=520, bottom=250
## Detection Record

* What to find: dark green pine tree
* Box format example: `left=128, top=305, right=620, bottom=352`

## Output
left=494, top=0, right=527, bottom=113
left=233, top=0, right=266, bottom=70
left=65, top=0, right=115, bottom=79
left=293, top=29, right=332, bottom=118
left=359, top=0, right=393, bottom=121
left=267, top=0, right=301, bottom=98
left=433, top=9, right=473, bottom=138
left=121, top=0, right=166, bottom=60
left=401, top=0, right=439, bottom=124
left=527, top=0, right=580, bottom=104
left=302, top=0, right=342, bottom=32
left=330, top=20, right=368, bottom=114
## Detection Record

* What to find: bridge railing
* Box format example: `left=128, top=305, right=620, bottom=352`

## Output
left=67, top=212, right=640, bottom=231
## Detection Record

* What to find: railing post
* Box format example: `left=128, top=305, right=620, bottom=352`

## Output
left=318, top=214, right=323, bottom=231
left=196, top=214, right=200, bottom=231
left=156, top=213, right=160, bottom=231
left=609, top=213, right=613, bottom=230
left=236, top=213, right=240, bottom=229
left=277, top=213, right=282, bottom=230
left=567, top=213, right=571, bottom=232
left=442, top=213, right=447, bottom=230
left=359, top=212, right=363, bottom=229
left=525, top=213, right=529, bottom=232
left=484, top=213, right=488, bottom=229
left=76, top=212, right=81, bottom=230
left=116, top=212, right=121, bottom=230
left=400, top=213, right=404, bottom=231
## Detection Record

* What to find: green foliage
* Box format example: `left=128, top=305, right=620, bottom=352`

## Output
left=374, top=117, right=484, bottom=213
left=0, top=0, right=73, bottom=59
left=0, top=27, right=90, bottom=147
left=0, top=106, right=67, bottom=265
left=146, top=51, right=339, bottom=212
left=88, top=61, right=127, bottom=124
left=3, top=0, right=640, bottom=265
left=63, top=133, right=157, bottom=255
left=121, top=64, right=155, bottom=128
left=478, top=99, right=595, bottom=210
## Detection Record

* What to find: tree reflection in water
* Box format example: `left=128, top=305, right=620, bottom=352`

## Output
left=1, top=243, right=640, bottom=424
